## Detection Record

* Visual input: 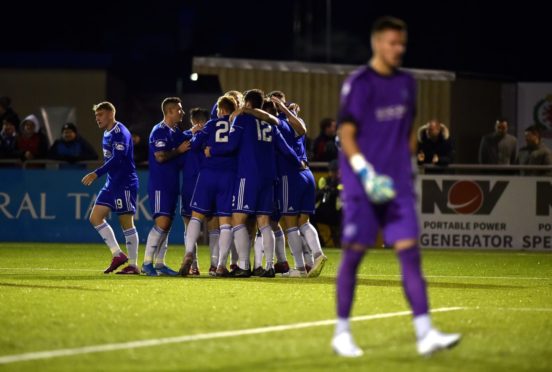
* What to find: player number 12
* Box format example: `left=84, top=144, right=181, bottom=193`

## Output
left=256, top=120, right=272, bottom=142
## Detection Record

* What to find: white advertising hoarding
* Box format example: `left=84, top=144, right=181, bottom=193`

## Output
left=418, top=175, right=552, bottom=249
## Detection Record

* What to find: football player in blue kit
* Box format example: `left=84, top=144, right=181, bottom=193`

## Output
left=141, top=97, right=192, bottom=276
left=82, top=101, right=140, bottom=275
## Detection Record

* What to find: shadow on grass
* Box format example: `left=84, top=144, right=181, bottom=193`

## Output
left=0, top=275, right=526, bottom=290
left=0, top=282, right=109, bottom=292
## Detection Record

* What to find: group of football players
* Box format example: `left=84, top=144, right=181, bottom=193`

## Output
left=82, top=89, right=327, bottom=279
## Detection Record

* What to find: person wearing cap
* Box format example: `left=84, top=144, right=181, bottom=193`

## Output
left=48, top=122, right=98, bottom=164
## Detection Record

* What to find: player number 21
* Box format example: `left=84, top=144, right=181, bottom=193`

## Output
left=256, top=120, right=272, bottom=142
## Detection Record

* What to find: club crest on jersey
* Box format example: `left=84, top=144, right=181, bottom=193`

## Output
left=103, top=149, right=112, bottom=158
left=155, top=140, right=166, bottom=148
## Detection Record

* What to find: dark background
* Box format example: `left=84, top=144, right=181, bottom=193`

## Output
left=2, top=1, right=550, bottom=82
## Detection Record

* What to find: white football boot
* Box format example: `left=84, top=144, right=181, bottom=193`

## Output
left=282, top=268, right=307, bottom=278
left=332, top=331, right=364, bottom=358
left=417, top=329, right=461, bottom=356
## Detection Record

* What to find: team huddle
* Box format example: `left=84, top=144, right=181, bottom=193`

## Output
left=81, top=89, right=327, bottom=279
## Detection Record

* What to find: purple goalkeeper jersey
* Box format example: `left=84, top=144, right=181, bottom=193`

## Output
left=337, top=66, right=417, bottom=198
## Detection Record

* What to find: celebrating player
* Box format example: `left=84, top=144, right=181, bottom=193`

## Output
left=142, top=97, right=191, bottom=276
left=331, top=16, right=461, bottom=357
left=82, top=101, right=140, bottom=274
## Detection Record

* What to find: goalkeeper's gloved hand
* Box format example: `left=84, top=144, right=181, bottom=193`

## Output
left=349, top=154, right=396, bottom=204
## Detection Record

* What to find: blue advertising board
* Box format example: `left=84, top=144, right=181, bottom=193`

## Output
left=0, top=169, right=185, bottom=244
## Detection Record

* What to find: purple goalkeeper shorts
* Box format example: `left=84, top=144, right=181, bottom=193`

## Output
left=341, top=192, right=419, bottom=247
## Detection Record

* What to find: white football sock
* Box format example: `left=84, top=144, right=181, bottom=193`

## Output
left=260, top=225, right=275, bottom=270
left=335, top=317, right=350, bottom=336
left=230, top=241, right=238, bottom=265
left=274, top=228, right=287, bottom=263
left=413, top=314, right=432, bottom=340
left=254, top=233, right=263, bottom=269
left=94, top=222, right=122, bottom=257
left=286, top=227, right=305, bottom=269
left=300, top=222, right=324, bottom=258
left=302, top=236, right=314, bottom=267
left=233, top=224, right=250, bottom=270
left=217, top=224, right=233, bottom=267
left=144, top=225, right=167, bottom=265
left=123, top=227, right=139, bottom=267
left=185, top=217, right=202, bottom=255
left=209, top=228, right=220, bottom=267
left=154, top=235, right=169, bottom=268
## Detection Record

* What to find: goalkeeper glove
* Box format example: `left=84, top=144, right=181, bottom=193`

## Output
left=349, top=154, right=396, bottom=204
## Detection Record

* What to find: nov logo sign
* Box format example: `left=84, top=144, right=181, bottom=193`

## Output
left=422, top=180, right=508, bottom=215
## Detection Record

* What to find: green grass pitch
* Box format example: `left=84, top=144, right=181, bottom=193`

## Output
left=0, top=243, right=550, bottom=371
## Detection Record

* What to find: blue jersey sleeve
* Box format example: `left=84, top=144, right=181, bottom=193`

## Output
left=149, top=128, right=170, bottom=153
left=94, top=132, right=127, bottom=178
left=273, top=126, right=302, bottom=169
left=183, top=129, right=194, bottom=141
left=210, top=102, right=218, bottom=119
left=190, top=126, right=210, bottom=151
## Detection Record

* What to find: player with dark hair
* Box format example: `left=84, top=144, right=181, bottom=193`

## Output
left=141, top=97, right=191, bottom=276
left=82, top=101, right=140, bottom=274
left=332, top=16, right=461, bottom=357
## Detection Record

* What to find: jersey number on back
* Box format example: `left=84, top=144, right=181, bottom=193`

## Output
left=215, top=121, right=229, bottom=143
left=256, top=120, right=272, bottom=142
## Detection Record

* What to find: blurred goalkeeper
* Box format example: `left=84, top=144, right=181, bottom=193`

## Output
left=332, top=16, right=460, bottom=357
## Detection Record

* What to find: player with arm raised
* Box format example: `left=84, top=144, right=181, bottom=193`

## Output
left=206, top=90, right=303, bottom=277
left=332, top=16, right=461, bottom=357
left=141, top=97, right=191, bottom=276
left=179, top=96, right=239, bottom=277
left=82, top=101, right=140, bottom=274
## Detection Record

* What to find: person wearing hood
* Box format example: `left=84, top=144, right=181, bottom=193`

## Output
left=416, top=119, right=454, bottom=166
left=49, top=122, right=98, bottom=163
left=16, top=114, right=48, bottom=161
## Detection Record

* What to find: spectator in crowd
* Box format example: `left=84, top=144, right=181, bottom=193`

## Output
left=16, top=115, right=48, bottom=161
left=311, top=117, right=338, bottom=162
left=0, top=116, right=20, bottom=159
left=517, top=125, right=552, bottom=175
left=312, top=160, right=342, bottom=247
left=0, top=97, right=20, bottom=130
left=131, top=131, right=148, bottom=164
left=49, top=122, right=98, bottom=163
left=417, top=119, right=454, bottom=166
left=478, top=118, right=517, bottom=164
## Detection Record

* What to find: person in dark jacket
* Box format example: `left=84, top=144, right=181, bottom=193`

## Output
left=0, top=116, right=20, bottom=159
left=517, top=125, right=552, bottom=175
left=49, top=122, right=98, bottom=163
left=0, top=97, right=20, bottom=130
left=417, top=119, right=453, bottom=166
left=311, top=117, right=338, bottom=162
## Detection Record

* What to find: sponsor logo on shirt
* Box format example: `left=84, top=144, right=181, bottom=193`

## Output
left=114, top=142, right=125, bottom=151
left=155, top=140, right=166, bottom=148
left=375, top=104, right=407, bottom=122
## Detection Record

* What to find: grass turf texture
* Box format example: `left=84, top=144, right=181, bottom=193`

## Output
left=0, top=243, right=550, bottom=372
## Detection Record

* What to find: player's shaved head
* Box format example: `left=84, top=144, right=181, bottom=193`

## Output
left=371, top=16, right=407, bottom=36
left=370, top=16, right=407, bottom=70
left=161, top=97, right=182, bottom=114
left=243, top=89, right=265, bottom=109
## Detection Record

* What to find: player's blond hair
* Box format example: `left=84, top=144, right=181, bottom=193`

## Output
left=224, top=90, right=243, bottom=107
left=92, top=101, right=116, bottom=113
left=217, top=95, right=237, bottom=114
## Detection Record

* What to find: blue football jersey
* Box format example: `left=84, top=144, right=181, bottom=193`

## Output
left=190, top=115, right=236, bottom=171
left=180, top=129, right=203, bottom=179
left=94, top=122, right=138, bottom=188
left=211, top=113, right=302, bottom=179
left=148, top=122, right=192, bottom=192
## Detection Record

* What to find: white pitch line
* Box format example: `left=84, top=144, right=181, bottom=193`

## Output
left=0, top=307, right=463, bottom=365
left=0, top=267, right=550, bottom=281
